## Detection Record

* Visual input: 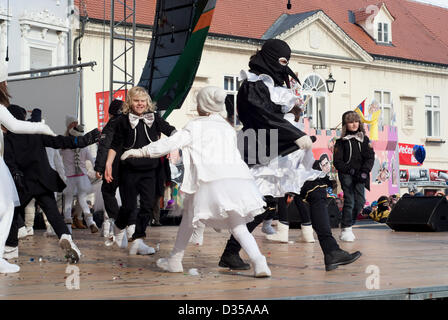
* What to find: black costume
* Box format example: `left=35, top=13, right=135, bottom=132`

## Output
left=111, top=111, right=175, bottom=239
left=4, top=105, right=99, bottom=247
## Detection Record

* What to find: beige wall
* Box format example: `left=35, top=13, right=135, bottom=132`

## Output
left=78, top=19, right=448, bottom=173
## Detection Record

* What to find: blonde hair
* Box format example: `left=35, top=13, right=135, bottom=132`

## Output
left=122, top=86, right=156, bottom=114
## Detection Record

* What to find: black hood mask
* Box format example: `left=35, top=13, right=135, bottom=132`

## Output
left=249, top=39, right=301, bottom=88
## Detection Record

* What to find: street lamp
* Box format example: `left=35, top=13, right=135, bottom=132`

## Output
left=326, top=73, right=336, bottom=93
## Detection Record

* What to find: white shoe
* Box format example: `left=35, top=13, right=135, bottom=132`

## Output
left=59, top=234, right=81, bottom=263
left=3, top=246, right=19, bottom=260
left=0, top=258, right=20, bottom=273
left=129, top=239, right=155, bottom=255
left=26, top=227, right=34, bottom=236
left=44, top=226, right=57, bottom=237
left=189, top=227, right=204, bottom=246
left=300, top=224, right=316, bottom=243
left=252, top=256, right=271, bottom=278
left=156, top=251, right=184, bottom=273
left=18, top=226, right=28, bottom=239
left=340, top=227, right=356, bottom=242
left=113, top=224, right=128, bottom=249
left=126, top=224, right=135, bottom=241
left=261, top=219, right=276, bottom=235
left=265, top=221, right=289, bottom=243
left=102, top=219, right=111, bottom=238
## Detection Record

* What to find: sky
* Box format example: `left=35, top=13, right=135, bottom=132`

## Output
left=412, top=0, right=448, bottom=8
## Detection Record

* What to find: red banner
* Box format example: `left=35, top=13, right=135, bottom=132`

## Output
left=95, top=90, right=126, bottom=130
left=398, top=143, right=421, bottom=166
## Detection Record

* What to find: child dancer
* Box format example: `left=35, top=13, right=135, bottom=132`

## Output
left=120, top=86, right=271, bottom=277
left=60, top=124, right=98, bottom=233
left=0, top=63, right=56, bottom=273
left=333, top=111, right=375, bottom=241
left=105, top=86, right=176, bottom=255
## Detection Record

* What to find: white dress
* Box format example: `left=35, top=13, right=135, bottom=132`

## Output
left=0, top=106, right=55, bottom=209
left=248, top=108, right=326, bottom=197
left=129, top=114, right=266, bottom=230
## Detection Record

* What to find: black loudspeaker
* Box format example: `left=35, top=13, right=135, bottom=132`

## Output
left=386, top=196, right=448, bottom=231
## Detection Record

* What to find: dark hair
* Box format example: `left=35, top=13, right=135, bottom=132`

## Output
left=0, top=81, right=10, bottom=106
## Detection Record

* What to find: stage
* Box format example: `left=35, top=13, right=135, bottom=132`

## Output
left=1, top=221, right=448, bottom=300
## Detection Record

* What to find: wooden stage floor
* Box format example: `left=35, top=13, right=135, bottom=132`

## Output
left=2, top=221, right=448, bottom=300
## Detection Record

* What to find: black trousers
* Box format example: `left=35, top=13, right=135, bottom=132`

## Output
left=222, top=182, right=340, bottom=257
left=6, top=191, right=69, bottom=247
left=115, top=167, right=156, bottom=239
left=293, top=195, right=312, bottom=224
left=101, top=175, right=120, bottom=220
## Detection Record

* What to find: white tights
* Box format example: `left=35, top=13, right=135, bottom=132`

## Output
left=0, top=202, right=14, bottom=259
left=170, top=210, right=263, bottom=263
left=63, top=191, right=90, bottom=223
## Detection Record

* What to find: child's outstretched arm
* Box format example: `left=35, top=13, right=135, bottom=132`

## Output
left=121, top=130, right=192, bottom=160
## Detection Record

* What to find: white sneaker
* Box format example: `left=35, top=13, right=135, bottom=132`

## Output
left=300, top=224, right=316, bottom=243
left=340, top=227, right=356, bottom=242
left=0, top=258, right=20, bottom=273
left=18, top=226, right=28, bottom=239
left=126, top=224, right=135, bottom=241
left=3, top=246, right=19, bottom=260
left=253, top=256, right=271, bottom=278
left=113, top=224, right=128, bottom=249
left=26, top=227, right=34, bottom=236
left=59, top=234, right=81, bottom=263
left=129, top=239, right=155, bottom=255
left=265, top=221, right=289, bottom=243
left=156, top=251, right=184, bottom=273
left=44, top=226, right=57, bottom=237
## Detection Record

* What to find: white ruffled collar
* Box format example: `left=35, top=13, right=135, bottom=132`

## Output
left=343, top=132, right=364, bottom=142
left=240, top=70, right=297, bottom=114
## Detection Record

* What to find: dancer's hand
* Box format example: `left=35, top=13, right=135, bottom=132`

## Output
left=121, top=148, right=145, bottom=160
left=295, top=135, right=313, bottom=150
left=104, top=163, right=113, bottom=183
left=95, top=172, right=102, bottom=179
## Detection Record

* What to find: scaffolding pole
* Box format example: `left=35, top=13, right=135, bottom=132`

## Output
left=110, top=0, right=136, bottom=103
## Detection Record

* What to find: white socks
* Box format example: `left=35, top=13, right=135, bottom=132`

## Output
left=113, top=224, right=128, bottom=249
left=265, top=221, right=289, bottom=243
left=340, top=227, right=356, bottom=242
left=300, top=224, right=315, bottom=243
left=157, top=250, right=184, bottom=273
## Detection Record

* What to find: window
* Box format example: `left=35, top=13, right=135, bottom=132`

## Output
left=377, top=22, right=389, bottom=43
left=30, top=47, right=52, bottom=77
left=374, top=90, right=391, bottom=126
left=302, top=74, right=327, bottom=129
left=425, top=95, right=440, bottom=137
left=224, top=75, right=241, bottom=127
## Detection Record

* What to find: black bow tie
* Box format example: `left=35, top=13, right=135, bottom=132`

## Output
left=128, top=113, right=154, bottom=129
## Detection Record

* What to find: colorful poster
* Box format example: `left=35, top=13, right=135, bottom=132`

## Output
left=95, top=90, right=126, bottom=130
left=398, top=143, right=422, bottom=166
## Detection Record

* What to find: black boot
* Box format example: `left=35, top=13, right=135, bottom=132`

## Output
left=219, top=252, right=250, bottom=270
left=324, top=249, right=362, bottom=271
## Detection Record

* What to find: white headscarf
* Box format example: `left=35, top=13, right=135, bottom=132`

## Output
left=196, top=86, right=227, bottom=117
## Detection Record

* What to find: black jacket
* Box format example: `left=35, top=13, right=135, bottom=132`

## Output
left=4, top=133, right=93, bottom=195
left=236, top=79, right=306, bottom=166
left=94, top=115, right=121, bottom=174
left=333, top=135, right=375, bottom=190
left=111, top=111, right=176, bottom=171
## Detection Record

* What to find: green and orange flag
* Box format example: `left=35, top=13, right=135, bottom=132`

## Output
left=138, top=0, right=217, bottom=119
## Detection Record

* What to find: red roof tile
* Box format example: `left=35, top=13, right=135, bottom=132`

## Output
left=76, top=0, right=448, bottom=65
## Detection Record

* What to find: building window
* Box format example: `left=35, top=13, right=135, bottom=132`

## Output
left=425, top=95, right=440, bottom=137
left=302, top=74, right=327, bottom=130
left=374, top=90, right=392, bottom=126
left=224, top=75, right=241, bottom=127
left=30, top=47, right=52, bottom=77
left=377, top=22, right=389, bottom=43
